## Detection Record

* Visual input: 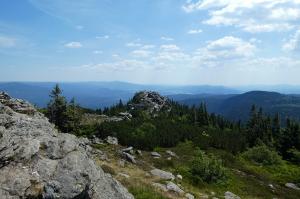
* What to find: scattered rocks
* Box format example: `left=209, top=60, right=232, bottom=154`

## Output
left=122, top=152, right=136, bottom=164
left=224, top=191, right=241, bottom=199
left=166, top=181, right=184, bottom=195
left=285, top=183, right=300, bottom=190
left=122, top=146, right=134, bottom=154
left=106, top=136, right=118, bottom=145
left=167, top=157, right=172, bottom=160
left=166, top=150, right=177, bottom=157
left=0, top=93, right=133, bottom=199
left=91, top=135, right=103, bottom=145
left=151, top=151, right=161, bottom=158
left=185, top=193, right=195, bottom=199
left=119, top=112, right=132, bottom=120
left=150, top=169, right=175, bottom=180
left=152, top=182, right=167, bottom=192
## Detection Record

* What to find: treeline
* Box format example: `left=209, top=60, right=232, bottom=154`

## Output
left=96, top=98, right=300, bottom=163
left=43, top=84, right=300, bottom=163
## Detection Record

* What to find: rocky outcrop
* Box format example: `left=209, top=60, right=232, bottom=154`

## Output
left=0, top=92, right=133, bottom=199
left=129, top=91, right=171, bottom=115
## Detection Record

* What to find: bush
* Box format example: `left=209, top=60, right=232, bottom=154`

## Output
left=287, top=148, right=300, bottom=164
left=188, top=150, right=227, bottom=184
left=242, top=145, right=282, bottom=166
left=101, top=164, right=116, bottom=175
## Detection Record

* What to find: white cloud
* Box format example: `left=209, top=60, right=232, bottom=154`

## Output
left=141, top=45, right=155, bottom=49
left=250, top=38, right=262, bottom=44
left=0, top=36, right=16, bottom=48
left=126, top=42, right=142, bottom=47
left=242, top=23, right=294, bottom=33
left=183, top=0, right=300, bottom=33
left=131, top=50, right=152, bottom=58
left=160, top=44, right=180, bottom=51
left=77, top=59, right=147, bottom=72
left=93, top=50, right=103, bottom=54
left=161, top=36, right=174, bottom=41
left=283, top=29, right=300, bottom=51
left=197, top=36, right=256, bottom=61
left=187, top=29, right=203, bottom=34
left=270, top=8, right=300, bottom=20
left=96, top=35, right=109, bottom=39
left=64, top=42, right=82, bottom=48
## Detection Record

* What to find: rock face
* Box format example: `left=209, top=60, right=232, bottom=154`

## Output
left=0, top=92, right=133, bottom=199
left=129, top=91, right=171, bottom=114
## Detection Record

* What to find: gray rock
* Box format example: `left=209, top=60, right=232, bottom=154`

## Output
left=136, top=150, right=142, bottom=156
left=0, top=93, right=133, bottom=199
left=106, top=136, right=118, bottom=145
left=151, top=151, right=161, bottom=157
left=225, top=191, right=241, bottom=199
left=166, top=150, right=177, bottom=157
left=185, top=193, right=195, bottom=199
left=122, top=146, right=133, bottom=153
left=91, top=136, right=103, bottom=145
left=119, top=112, right=132, bottom=120
left=150, top=169, right=175, bottom=180
left=118, top=173, right=130, bottom=178
left=166, top=181, right=184, bottom=195
left=177, top=174, right=183, bottom=180
left=128, top=91, right=171, bottom=115
left=123, top=152, right=136, bottom=164
left=285, top=183, right=300, bottom=190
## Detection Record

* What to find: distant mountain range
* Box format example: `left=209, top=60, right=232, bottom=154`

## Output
left=1, top=82, right=300, bottom=123
left=171, top=91, right=300, bottom=123
left=0, top=82, right=239, bottom=108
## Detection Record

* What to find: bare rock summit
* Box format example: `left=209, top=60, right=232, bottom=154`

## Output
left=0, top=92, right=134, bottom=199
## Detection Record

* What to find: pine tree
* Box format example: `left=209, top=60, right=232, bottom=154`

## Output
left=47, top=84, right=67, bottom=131
left=65, top=98, right=82, bottom=134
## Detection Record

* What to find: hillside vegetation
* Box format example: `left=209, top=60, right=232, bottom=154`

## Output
left=40, top=84, right=300, bottom=198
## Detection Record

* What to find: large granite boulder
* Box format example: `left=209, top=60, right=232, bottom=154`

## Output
left=128, top=91, right=171, bottom=115
left=0, top=92, right=134, bottom=199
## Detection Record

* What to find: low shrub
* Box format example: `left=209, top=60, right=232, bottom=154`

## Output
left=101, top=164, right=116, bottom=175
left=241, top=145, right=282, bottom=166
left=287, top=148, right=300, bottom=164
left=188, top=150, right=227, bottom=184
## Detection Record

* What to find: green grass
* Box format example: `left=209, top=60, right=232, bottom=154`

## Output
left=129, top=186, right=168, bottom=199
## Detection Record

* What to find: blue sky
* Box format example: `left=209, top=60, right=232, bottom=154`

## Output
left=0, top=0, right=300, bottom=85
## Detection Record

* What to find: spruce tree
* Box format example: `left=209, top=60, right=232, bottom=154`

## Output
left=47, top=84, right=67, bottom=131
